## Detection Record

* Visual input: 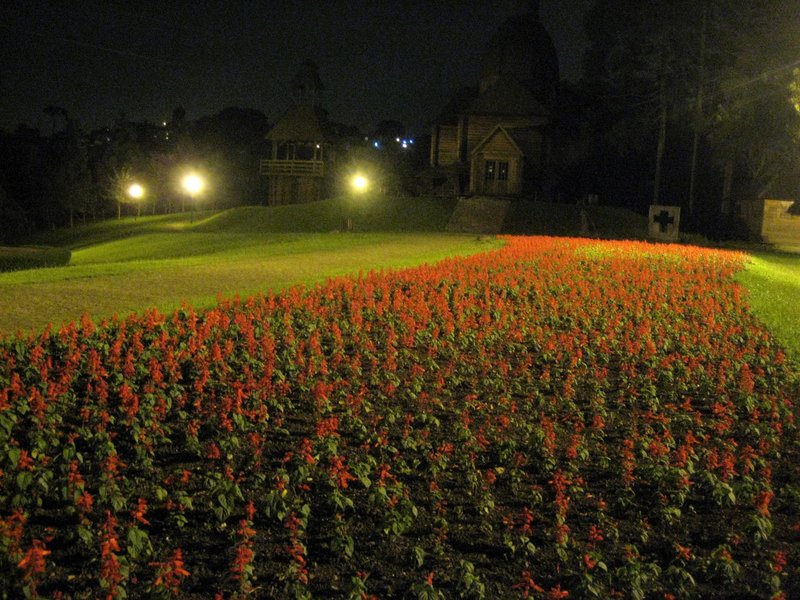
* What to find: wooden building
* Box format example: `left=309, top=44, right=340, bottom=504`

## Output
left=261, top=60, right=333, bottom=205
left=422, top=0, right=558, bottom=198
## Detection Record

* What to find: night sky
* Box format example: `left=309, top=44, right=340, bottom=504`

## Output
left=0, top=1, right=589, bottom=135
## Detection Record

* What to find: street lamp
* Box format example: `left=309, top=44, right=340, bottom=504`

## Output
left=127, top=182, right=145, bottom=217
left=181, top=173, right=205, bottom=222
left=351, top=174, right=369, bottom=192
left=127, top=182, right=144, bottom=199
left=342, top=173, right=370, bottom=232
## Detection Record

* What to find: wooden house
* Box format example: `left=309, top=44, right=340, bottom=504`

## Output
left=261, top=60, right=333, bottom=204
left=422, top=0, right=558, bottom=198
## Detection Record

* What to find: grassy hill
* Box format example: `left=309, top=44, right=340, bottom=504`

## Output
left=21, top=195, right=647, bottom=248
left=0, top=195, right=497, bottom=335
left=195, top=194, right=459, bottom=234
left=3, top=194, right=798, bottom=360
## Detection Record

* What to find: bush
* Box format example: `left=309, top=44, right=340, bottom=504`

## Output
left=0, top=245, right=71, bottom=272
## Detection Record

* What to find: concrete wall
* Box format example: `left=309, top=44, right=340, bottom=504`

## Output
left=759, top=199, right=800, bottom=246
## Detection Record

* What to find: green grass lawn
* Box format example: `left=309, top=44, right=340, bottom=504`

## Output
left=0, top=196, right=500, bottom=335
left=0, top=231, right=499, bottom=335
left=3, top=195, right=799, bottom=362
left=0, top=196, right=489, bottom=335
left=738, top=250, right=800, bottom=360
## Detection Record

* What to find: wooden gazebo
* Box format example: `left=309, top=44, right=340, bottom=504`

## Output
left=260, top=60, right=333, bottom=205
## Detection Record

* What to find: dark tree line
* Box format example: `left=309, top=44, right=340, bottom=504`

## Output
left=565, top=0, right=800, bottom=237
left=4, top=2, right=799, bottom=243
left=0, top=107, right=269, bottom=243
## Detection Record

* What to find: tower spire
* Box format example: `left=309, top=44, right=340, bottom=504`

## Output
left=291, top=59, right=323, bottom=108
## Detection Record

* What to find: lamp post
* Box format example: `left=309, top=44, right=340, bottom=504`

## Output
left=344, top=173, right=369, bottom=231
left=181, top=173, right=205, bottom=223
left=127, top=182, right=145, bottom=218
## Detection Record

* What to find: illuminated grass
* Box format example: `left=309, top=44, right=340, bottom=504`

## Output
left=0, top=232, right=499, bottom=335
left=737, top=251, right=800, bottom=361
left=0, top=196, right=479, bottom=334
left=7, top=194, right=798, bottom=364
left=195, top=195, right=458, bottom=233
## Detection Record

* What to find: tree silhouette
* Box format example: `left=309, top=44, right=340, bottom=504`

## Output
left=42, top=106, right=68, bottom=136
left=584, top=0, right=800, bottom=219
left=709, top=0, right=800, bottom=205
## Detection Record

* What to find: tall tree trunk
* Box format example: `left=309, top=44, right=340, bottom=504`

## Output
left=721, top=160, right=733, bottom=215
left=653, top=93, right=668, bottom=205
left=688, top=4, right=708, bottom=216
left=652, top=38, right=670, bottom=206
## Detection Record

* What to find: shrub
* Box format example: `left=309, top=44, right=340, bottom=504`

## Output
left=0, top=246, right=71, bottom=272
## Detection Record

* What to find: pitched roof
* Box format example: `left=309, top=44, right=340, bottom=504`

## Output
left=471, top=126, right=523, bottom=157
left=266, top=104, right=328, bottom=142
left=471, top=125, right=543, bottom=160
left=466, top=78, right=549, bottom=117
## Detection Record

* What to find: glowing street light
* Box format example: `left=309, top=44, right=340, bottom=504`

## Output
left=343, top=172, right=370, bottom=232
left=181, top=173, right=205, bottom=197
left=127, top=182, right=144, bottom=199
left=126, top=182, right=145, bottom=217
left=181, top=172, right=205, bottom=222
left=351, top=174, right=369, bottom=192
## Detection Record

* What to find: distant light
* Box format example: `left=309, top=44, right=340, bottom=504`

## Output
left=409, top=139, right=414, bottom=144
left=316, top=144, right=320, bottom=148
left=373, top=141, right=380, bottom=148
left=162, top=121, right=167, bottom=126
left=402, top=142, right=408, bottom=148
left=395, top=137, right=400, bottom=142
left=351, top=174, right=368, bottom=191
left=127, top=183, right=144, bottom=199
left=182, top=173, right=205, bottom=196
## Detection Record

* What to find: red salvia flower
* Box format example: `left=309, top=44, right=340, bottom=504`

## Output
left=755, top=490, right=775, bottom=517
left=131, top=497, right=149, bottom=525
left=17, top=539, right=50, bottom=574
left=152, top=548, right=190, bottom=595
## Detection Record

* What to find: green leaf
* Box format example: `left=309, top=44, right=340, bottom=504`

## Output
left=78, top=524, right=94, bottom=546
left=126, top=526, right=151, bottom=560
left=16, top=471, right=33, bottom=491
left=413, top=545, right=426, bottom=568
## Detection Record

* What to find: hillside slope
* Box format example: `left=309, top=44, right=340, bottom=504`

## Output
left=23, top=195, right=649, bottom=248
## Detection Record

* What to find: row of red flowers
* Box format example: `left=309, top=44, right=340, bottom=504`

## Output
left=1, top=236, right=798, bottom=598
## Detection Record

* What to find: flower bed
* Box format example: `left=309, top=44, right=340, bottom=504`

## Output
left=1, top=236, right=798, bottom=599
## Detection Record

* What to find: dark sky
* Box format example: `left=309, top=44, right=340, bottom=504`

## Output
left=0, top=1, right=589, bottom=135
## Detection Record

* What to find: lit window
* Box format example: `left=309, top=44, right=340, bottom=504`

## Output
left=498, top=161, right=509, bottom=181
left=485, top=161, right=496, bottom=181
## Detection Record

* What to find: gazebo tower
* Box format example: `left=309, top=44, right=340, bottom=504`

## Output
left=260, top=60, right=331, bottom=205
